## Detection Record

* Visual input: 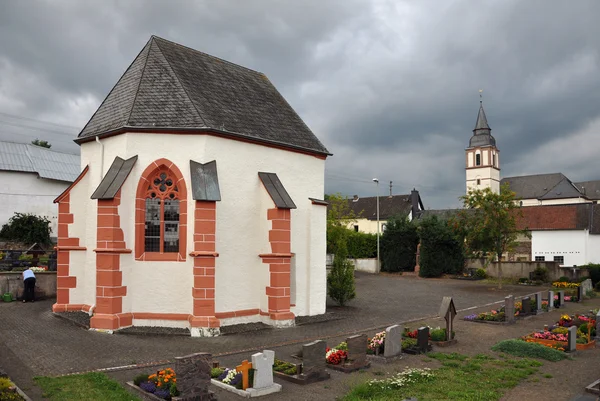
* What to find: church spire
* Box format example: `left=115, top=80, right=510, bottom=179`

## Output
left=474, top=92, right=491, bottom=133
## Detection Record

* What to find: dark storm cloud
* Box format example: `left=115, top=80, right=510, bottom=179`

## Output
left=1, top=0, right=599, bottom=208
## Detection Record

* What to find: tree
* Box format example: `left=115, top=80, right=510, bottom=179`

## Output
left=327, top=238, right=356, bottom=306
left=380, top=217, right=419, bottom=272
left=453, top=183, right=528, bottom=288
left=326, top=193, right=360, bottom=254
left=0, top=213, right=51, bottom=245
left=31, top=139, right=51, bottom=148
left=417, top=216, right=464, bottom=277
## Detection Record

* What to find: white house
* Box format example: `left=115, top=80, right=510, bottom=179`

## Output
left=0, top=141, right=79, bottom=235
left=52, top=36, right=330, bottom=337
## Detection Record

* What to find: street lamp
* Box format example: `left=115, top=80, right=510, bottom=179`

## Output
left=373, top=178, right=380, bottom=272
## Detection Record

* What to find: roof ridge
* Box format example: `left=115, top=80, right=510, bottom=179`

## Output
left=502, top=172, right=564, bottom=180
left=151, top=35, right=264, bottom=76
left=152, top=36, right=207, bottom=128
left=125, top=37, right=153, bottom=127
left=77, top=38, right=153, bottom=138
left=0, top=140, right=79, bottom=156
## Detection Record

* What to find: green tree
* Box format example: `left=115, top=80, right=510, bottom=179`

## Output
left=418, top=216, right=464, bottom=277
left=31, top=139, right=52, bottom=148
left=453, top=183, right=528, bottom=288
left=0, top=212, right=51, bottom=245
left=326, top=193, right=360, bottom=254
left=327, top=238, right=356, bottom=306
left=380, top=217, right=419, bottom=272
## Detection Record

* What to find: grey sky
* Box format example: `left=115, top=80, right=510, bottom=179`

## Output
left=1, top=0, right=599, bottom=208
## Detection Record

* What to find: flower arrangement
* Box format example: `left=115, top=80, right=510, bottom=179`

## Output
left=532, top=332, right=568, bottom=342
left=326, top=347, right=347, bottom=365
left=30, top=266, right=48, bottom=273
left=135, top=368, right=179, bottom=400
left=552, top=281, right=580, bottom=288
left=368, top=367, right=434, bottom=390
left=553, top=295, right=572, bottom=302
left=367, top=331, right=386, bottom=354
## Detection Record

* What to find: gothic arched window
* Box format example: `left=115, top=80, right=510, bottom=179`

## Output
left=135, top=159, right=187, bottom=261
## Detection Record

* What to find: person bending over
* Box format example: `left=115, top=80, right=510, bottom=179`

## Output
left=22, top=268, right=36, bottom=303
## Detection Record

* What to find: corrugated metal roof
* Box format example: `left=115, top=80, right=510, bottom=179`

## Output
left=0, top=141, right=80, bottom=182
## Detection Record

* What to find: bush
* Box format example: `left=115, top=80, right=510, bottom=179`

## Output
left=346, top=230, right=377, bottom=259
left=380, top=217, right=419, bottom=272
left=474, top=269, right=487, bottom=279
left=210, top=368, right=224, bottom=379
left=585, top=264, right=600, bottom=286
left=557, top=276, right=570, bottom=283
left=418, top=216, right=464, bottom=278
left=0, top=213, right=51, bottom=246
left=133, top=373, right=150, bottom=386
left=491, top=339, right=568, bottom=362
left=531, top=267, right=549, bottom=282
left=327, top=239, right=356, bottom=306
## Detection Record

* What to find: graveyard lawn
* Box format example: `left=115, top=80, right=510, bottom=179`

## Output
left=34, top=372, right=140, bottom=401
left=343, top=353, right=541, bottom=401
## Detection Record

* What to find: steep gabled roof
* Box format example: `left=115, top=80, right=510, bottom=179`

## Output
left=340, top=194, right=422, bottom=221
left=538, top=177, right=584, bottom=200
left=77, top=36, right=329, bottom=156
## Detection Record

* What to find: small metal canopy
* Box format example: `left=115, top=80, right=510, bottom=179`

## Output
left=190, top=160, right=221, bottom=201
left=91, top=156, right=138, bottom=200
left=258, top=172, right=296, bottom=209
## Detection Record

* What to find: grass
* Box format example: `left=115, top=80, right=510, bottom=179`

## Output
left=491, top=339, right=569, bottom=362
left=34, top=372, right=140, bottom=401
left=343, top=353, right=541, bottom=401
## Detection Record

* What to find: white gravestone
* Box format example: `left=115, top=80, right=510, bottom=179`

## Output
left=384, top=325, right=402, bottom=357
left=252, top=350, right=275, bottom=389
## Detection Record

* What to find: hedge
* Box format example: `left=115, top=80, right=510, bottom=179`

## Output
left=380, top=217, right=419, bottom=272
left=418, top=216, right=464, bottom=278
left=347, top=230, right=377, bottom=259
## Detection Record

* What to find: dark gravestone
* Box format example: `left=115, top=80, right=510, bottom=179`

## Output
left=567, top=326, right=577, bottom=352
left=346, top=334, right=368, bottom=368
left=302, top=340, right=329, bottom=381
left=174, top=352, right=216, bottom=401
left=535, top=292, right=543, bottom=313
left=578, top=286, right=584, bottom=302
left=596, top=311, right=600, bottom=341
left=438, top=297, right=457, bottom=341
left=417, top=327, right=429, bottom=353
left=522, top=296, right=531, bottom=315
left=558, top=291, right=565, bottom=307
left=504, top=295, right=515, bottom=323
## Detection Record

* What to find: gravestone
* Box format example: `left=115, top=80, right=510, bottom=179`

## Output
left=581, top=279, right=593, bottom=295
left=417, top=327, right=429, bottom=353
left=535, top=292, right=543, bottom=313
left=567, top=326, right=577, bottom=352
left=522, top=296, right=532, bottom=315
left=236, top=360, right=252, bottom=390
left=301, top=340, right=330, bottom=382
left=596, top=311, right=600, bottom=341
left=505, top=295, right=515, bottom=323
left=547, top=290, right=554, bottom=311
left=558, top=291, right=565, bottom=307
left=384, top=325, right=402, bottom=357
left=251, top=350, right=275, bottom=389
left=438, top=297, right=457, bottom=341
left=346, top=334, right=368, bottom=368
left=578, top=285, right=584, bottom=302
left=174, top=352, right=216, bottom=401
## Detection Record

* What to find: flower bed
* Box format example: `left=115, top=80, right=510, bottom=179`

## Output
left=132, top=368, right=179, bottom=400
left=271, top=358, right=329, bottom=385
left=552, top=281, right=580, bottom=288
left=522, top=313, right=597, bottom=351
left=0, top=376, right=26, bottom=401
left=210, top=362, right=282, bottom=397
left=326, top=341, right=348, bottom=365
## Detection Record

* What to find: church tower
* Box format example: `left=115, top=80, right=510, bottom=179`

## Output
left=465, top=99, right=500, bottom=194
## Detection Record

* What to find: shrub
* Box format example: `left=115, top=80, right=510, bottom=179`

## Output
left=0, top=377, right=13, bottom=391
left=557, top=276, right=570, bottom=283
left=585, top=264, right=600, bottom=286
left=133, top=373, right=150, bottom=386
left=0, top=212, right=51, bottom=246
left=346, top=230, right=377, bottom=259
left=518, top=277, right=529, bottom=283
left=491, top=339, right=568, bottom=362
left=327, top=239, right=356, bottom=306
left=418, top=216, right=464, bottom=278
left=210, top=368, right=224, bottom=379
left=380, top=217, right=419, bottom=272
left=474, top=268, right=487, bottom=279
left=531, top=267, right=549, bottom=282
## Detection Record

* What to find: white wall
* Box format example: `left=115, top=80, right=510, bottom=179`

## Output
left=79, top=132, right=326, bottom=325
left=0, top=171, right=70, bottom=235
left=531, top=230, right=587, bottom=266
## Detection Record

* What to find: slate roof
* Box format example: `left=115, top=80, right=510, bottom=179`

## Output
left=77, top=36, right=329, bottom=156
left=502, top=173, right=573, bottom=200
left=417, top=209, right=462, bottom=221
left=340, top=194, right=421, bottom=221
left=574, top=180, right=600, bottom=200
left=468, top=102, right=496, bottom=148
left=91, top=156, right=138, bottom=199
left=258, top=172, right=296, bottom=209
left=0, top=141, right=80, bottom=182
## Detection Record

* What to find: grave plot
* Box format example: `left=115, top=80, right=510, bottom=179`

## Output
left=463, top=295, right=518, bottom=324
left=434, top=297, right=458, bottom=347
left=272, top=340, right=330, bottom=385
left=210, top=350, right=282, bottom=398
left=127, top=352, right=216, bottom=400
left=366, top=325, right=403, bottom=363
left=521, top=312, right=597, bottom=351
left=401, top=327, right=433, bottom=354
left=325, top=334, right=371, bottom=373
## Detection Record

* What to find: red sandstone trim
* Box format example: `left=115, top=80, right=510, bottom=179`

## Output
left=215, top=308, right=260, bottom=319
left=54, top=165, right=89, bottom=203
left=55, top=246, right=87, bottom=251
left=94, top=248, right=133, bottom=254
left=189, top=251, right=219, bottom=257
left=132, top=313, right=191, bottom=321
left=134, top=159, right=187, bottom=261
left=52, top=304, right=92, bottom=313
